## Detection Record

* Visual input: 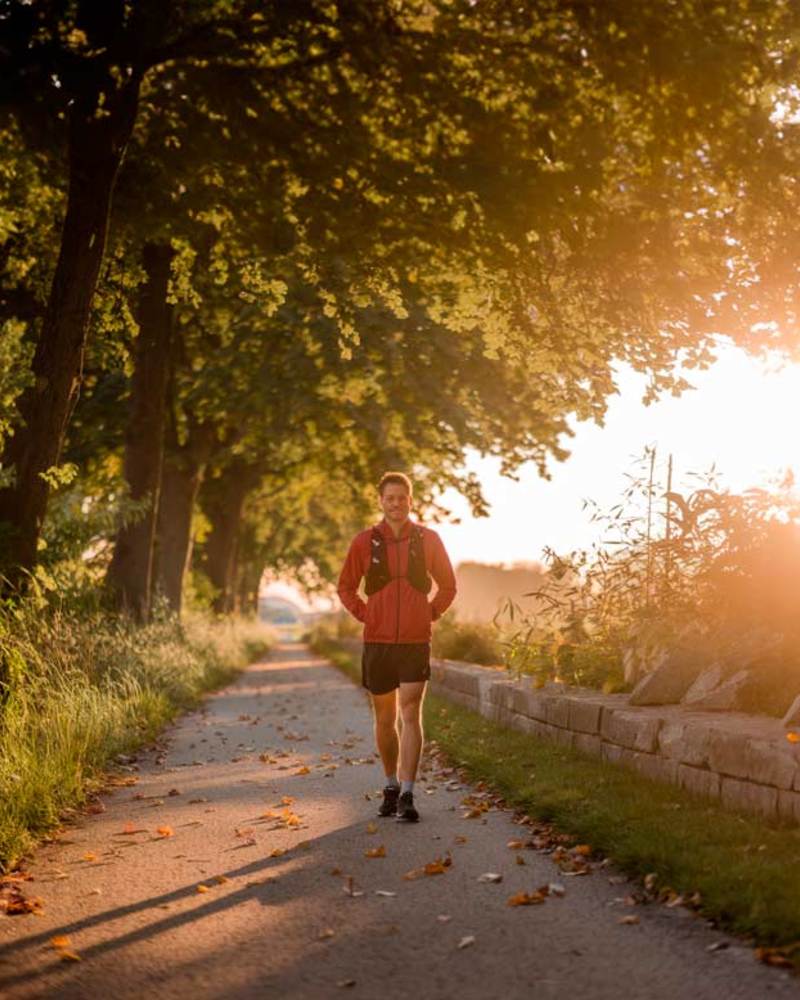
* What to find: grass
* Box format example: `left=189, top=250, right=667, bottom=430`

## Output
left=0, top=605, right=272, bottom=871
left=315, top=638, right=800, bottom=959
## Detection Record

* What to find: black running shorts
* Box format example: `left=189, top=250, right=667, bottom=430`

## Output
left=361, top=642, right=431, bottom=695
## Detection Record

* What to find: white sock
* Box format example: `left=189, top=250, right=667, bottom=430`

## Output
left=386, top=774, right=399, bottom=788
left=401, top=780, right=414, bottom=795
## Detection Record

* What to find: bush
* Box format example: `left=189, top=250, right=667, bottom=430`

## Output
left=431, top=611, right=504, bottom=666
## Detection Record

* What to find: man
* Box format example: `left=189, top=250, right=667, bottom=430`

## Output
left=337, top=472, right=456, bottom=822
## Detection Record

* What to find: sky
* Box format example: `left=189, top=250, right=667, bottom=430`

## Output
left=265, top=340, right=800, bottom=607
left=433, top=341, right=800, bottom=568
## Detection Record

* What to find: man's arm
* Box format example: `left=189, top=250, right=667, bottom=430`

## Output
left=429, top=532, right=456, bottom=620
left=337, top=535, right=367, bottom=622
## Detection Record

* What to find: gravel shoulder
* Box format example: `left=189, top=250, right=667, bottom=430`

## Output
left=1, top=642, right=798, bottom=1000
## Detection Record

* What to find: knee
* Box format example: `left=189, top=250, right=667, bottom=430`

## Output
left=400, top=700, right=422, bottom=726
left=374, top=711, right=398, bottom=733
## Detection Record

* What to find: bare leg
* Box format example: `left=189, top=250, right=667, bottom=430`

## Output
left=398, top=681, right=426, bottom=781
left=370, top=690, right=399, bottom=779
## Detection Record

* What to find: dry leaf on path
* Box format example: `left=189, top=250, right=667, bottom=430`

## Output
left=366, top=822, right=378, bottom=834
left=319, top=928, right=335, bottom=940
left=365, top=845, right=386, bottom=859
left=59, top=949, right=82, bottom=962
left=506, top=840, right=525, bottom=850
left=437, top=914, right=452, bottom=923
left=81, top=852, right=97, bottom=862
left=196, top=885, right=210, bottom=893
left=269, top=847, right=287, bottom=858
left=294, top=767, right=311, bottom=776
left=375, top=890, right=397, bottom=897
left=457, top=935, right=476, bottom=949
left=618, top=915, right=640, bottom=925
left=50, top=936, right=71, bottom=949
left=477, top=873, right=503, bottom=883
left=507, top=890, right=547, bottom=906
left=156, top=826, right=174, bottom=838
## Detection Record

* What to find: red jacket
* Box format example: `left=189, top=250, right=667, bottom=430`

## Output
left=337, top=519, right=457, bottom=644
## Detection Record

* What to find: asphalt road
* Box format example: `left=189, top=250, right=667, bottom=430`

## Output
left=1, top=643, right=798, bottom=1000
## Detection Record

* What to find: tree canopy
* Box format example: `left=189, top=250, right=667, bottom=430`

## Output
left=2, top=0, right=800, bottom=612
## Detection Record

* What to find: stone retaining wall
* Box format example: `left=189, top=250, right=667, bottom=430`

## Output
left=332, top=640, right=800, bottom=823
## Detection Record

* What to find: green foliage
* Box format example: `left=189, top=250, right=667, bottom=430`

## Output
left=502, top=450, right=800, bottom=699
left=431, top=611, right=504, bottom=666
left=0, top=595, right=272, bottom=870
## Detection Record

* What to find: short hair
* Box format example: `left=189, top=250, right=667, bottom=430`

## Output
left=378, top=471, right=413, bottom=497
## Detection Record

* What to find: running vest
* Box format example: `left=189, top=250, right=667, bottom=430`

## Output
left=364, top=525, right=432, bottom=596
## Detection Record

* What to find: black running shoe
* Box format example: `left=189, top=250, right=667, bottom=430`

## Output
left=378, top=784, right=400, bottom=817
left=396, top=791, right=419, bottom=822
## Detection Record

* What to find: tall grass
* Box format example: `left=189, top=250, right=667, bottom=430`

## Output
left=0, top=598, right=272, bottom=871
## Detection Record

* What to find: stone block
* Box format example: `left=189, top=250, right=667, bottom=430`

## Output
left=683, top=667, right=752, bottom=711
left=777, top=789, right=800, bottom=824
left=658, top=721, right=715, bottom=767
left=430, top=661, right=447, bottom=685
left=782, top=693, right=800, bottom=728
left=544, top=695, right=571, bottom=729
left=600, top=709, right=662, bottom=752
left=632, top=753, right=679, bottom=786
left=743, top=739, right=798, bottom=790
left=707, top=729, right=750, bottom=781
left=601, top=742, right=624, bottom=765
left=434, top=687, right=478, bottom=713
left=720, top=777, right=778, bottom=818
left=511, top=686, right=549, bottom=722
left=629, top=649, right=707, bottom=706
left=567, top=698, right=603, bottom=734
left=678, top=764, right=720, bottom=799
left=573, top=732, right=603, bottom=758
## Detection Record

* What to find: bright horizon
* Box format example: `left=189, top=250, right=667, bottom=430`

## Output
left=434, top=341, right=799, bottom=568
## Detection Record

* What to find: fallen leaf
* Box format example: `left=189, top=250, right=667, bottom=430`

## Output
left=82, top=852, right=97, bottom=862
left=457, top=935, right=476, bottom=949
left=573, top=844, right=592, bottom=856
left=188, top=797, right=208, bottom=804
left=281, top=796, right=295, bottom=805
left=515, top=855, right=526, bottom=866
left=786, top=732, right=800, bottom=744
left=269, top=847, right=287, bottom=858
left=330, top=867, right=342, bottom=876
left=453, top=835, right=467, bottom=845
left=375, top=890, right=397, bottom=897
left=507, top=840, right=525, bottom=850
left=477, top=872, right=503, bottom=884
left=618, top=915, right=640, bottom=925
left=156, top=826, right=174, bottom=838
left=364, top=845, right=386, bottom=859
left=507, top=890, right=547, bottom=906
left=437, top=914, right=452, bottom=923
left=50, top=936, right=71, bottom=949
left=294, top=766, right=311, bottom=776
left=337, top=980, right=356, bottom=988
left=196, top=884, right=210, bottom=893
left=549, top=883, right=566, bottom=897
left=119, top=822, right=146, bottom=836
left=319, top=928, right=335, bottom=940
left=213, top=874, right=229, bottom=884
left=366, top=822, right=378, bottom=834
left=168, top=788, right=181, bottom=796
left=59, top=949, right=82, bottom=962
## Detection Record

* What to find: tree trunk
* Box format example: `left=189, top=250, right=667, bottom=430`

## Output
left=105, top=242, right=175, bottom=619
left=154, top=416, right=216, bottom=615
left=0, top=80, right=140, bottom=589
left=202, top=461, right=260, bottom=615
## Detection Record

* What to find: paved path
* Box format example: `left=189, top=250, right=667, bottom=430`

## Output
left=1, top=643, right=798, bottom=999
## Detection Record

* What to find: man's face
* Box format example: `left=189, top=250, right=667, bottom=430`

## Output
left=380, top=483, right=412, bottom=524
